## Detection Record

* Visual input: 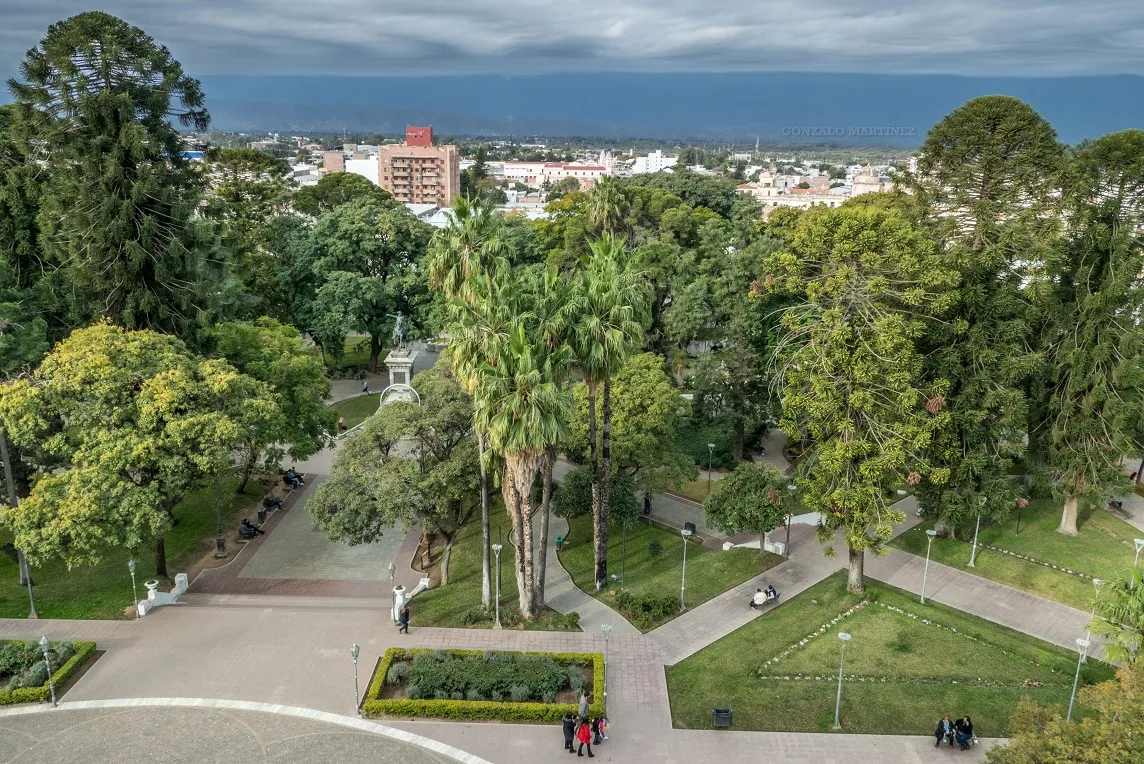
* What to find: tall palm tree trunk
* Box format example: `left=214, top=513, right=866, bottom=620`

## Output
left=478, top=432, right=491, bottom=608
left=504, top=455, right=540, bottom=619
left=536, top=446, right=555, bottom=608
left=586, top=379, right=606, bottom=590
left=597, top=376, right=614, bottom=591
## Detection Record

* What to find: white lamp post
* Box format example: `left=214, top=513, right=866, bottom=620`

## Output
left=128, top=558, right=139, bottom=619
left=1133, top=539, right=1144, bottom=589
left=1067, top=637, right=1090, bottom=722
left=785, top=483, right=797, bottom=553
left=492, top=543, right=503, bottom=629
left=1082, top=578, right=1104, bottom=662
left=351, top=643, right=361, bottom=715
left=921, top=529, right=938, bottom=604
left=706, top=443, right=716, bottom=497
left=832, top=631, right=851, bottom=730
left=600, top=623, right=612, bottom=715
left=679, top=528, right=693, bottom=612
left=39, top=636, right=57, bottom=708
left=968, top=495, right=986, bottom=568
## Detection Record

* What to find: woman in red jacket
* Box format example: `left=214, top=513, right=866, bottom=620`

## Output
left=576, top=718, right=594, bottom=757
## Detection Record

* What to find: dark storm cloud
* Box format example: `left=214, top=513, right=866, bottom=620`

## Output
left=1, top=1, right=1142, bottom=77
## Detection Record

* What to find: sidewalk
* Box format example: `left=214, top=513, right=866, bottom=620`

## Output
left=544, top=515, right=640, bottom=636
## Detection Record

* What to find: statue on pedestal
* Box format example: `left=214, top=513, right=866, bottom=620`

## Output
left=389, top=312, right=408, bottom=349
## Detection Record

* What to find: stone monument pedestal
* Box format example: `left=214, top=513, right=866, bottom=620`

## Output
left=383, top=347, right=419, bottom=388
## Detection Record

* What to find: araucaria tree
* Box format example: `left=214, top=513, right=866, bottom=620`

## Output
left=765, top=206, right=957, bottom=592
left=910, top=96, right=1062, bottom=535
left=571, top=235, right=650, bottom=591
left=0, top=323, right=278, bottom=576
left=1035, top=130, right=1144, bottom=536
left=9, top=12, right=215, bottom=338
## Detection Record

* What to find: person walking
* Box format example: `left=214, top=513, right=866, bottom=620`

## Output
left=398, top=604, right=410, bottom=634
left=576, top=718, right=594, bottom=758
left=562, top=713, right=576, bottom=753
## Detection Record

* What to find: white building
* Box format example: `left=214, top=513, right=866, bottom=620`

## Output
left=345, top=156, right=380, bottom=186
left=631, top=150, right=678, bottom=175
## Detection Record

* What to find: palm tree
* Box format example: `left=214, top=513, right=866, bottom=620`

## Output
left=1090, top=571, right=1144, bottom=665
left=571, top=235, right=651, bottom=590
left=586, top=176, right=628, bottom=237
left=474, top=324, right=571, bottom=618
left=429, top=197, right=509, bottom=608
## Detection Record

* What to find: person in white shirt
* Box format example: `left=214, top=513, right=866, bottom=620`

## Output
left=750, top=588, right=768, bottom=609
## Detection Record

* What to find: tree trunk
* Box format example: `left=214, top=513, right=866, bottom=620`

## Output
left=520, top=489, right=537, bottom=619
left=237, top=453, right=255, bottom=493
left=586, top=379, right=605, bottom=591
left=1058, top=494, right=1080, bottom=536
left=369, top=334, right=382, bottom=374
left=155, top=535, right=168, bottom=579
left=536, top=447, right=555, bottom=608
left=505, top=478, right=530, bottom=618
left=17, top=551, right=32, bottom=587
left=596, top=376, right=613, bottom=591
left=1136, top=454, right=1144, bottom=486
left=733, top=419, right=745, bottom=463
left=0, top=425, right=31, bottom=585
left=478, top=432, right=491, bottom=609
left=439, top=530, right=455, bottom=587
left=846, top=545, right=865, bottom=593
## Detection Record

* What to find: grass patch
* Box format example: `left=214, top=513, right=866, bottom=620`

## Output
left=666, top=571, right=1114, bottom=736
left=411, top=508, right=580, bottom=631
left=558, top=513, right=782, bottom=631
left=0, top=477, right=268, bottom=620
left=675, top=477, right=720, bottom=504
left=890, top=498, right=1142, bottom=610
left=329, top=393, right=381, bottom=431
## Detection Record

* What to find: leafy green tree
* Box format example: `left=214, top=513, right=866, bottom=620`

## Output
left=202, top=148, right=293, bottom=318
left=1089, top=570, right=1144, bottom=665
left=10, top=12, right=215, bottom=338
left=0, top=323, right=278, bottom=576
left=307, top=198, right=434, bottom=371
left=293, top=172, right=391, bottom=217
left=766, top=206, right=957, bottom=592
left=570, top=235, right=651, bottom=591
left=704, top=463, right=791, bottom=552
left=568, top=353, right=695, bottom=495
left=1035, top=132, right=1144, bottom=535
left=985, top=662, right=1144, bottom=763
left=212, top=318, right=335, bottom=491
left=309, top=365, right=479, bottom=584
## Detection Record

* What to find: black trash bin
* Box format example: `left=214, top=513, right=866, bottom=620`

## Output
left=684, top=521, right=697, bottom=535
left=257, top=506, right=268, bottom=523
left=712, top=708, right=732, bottom=728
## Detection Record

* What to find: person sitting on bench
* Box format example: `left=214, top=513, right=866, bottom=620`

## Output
left=238, top=519, right=264, bottom=539
left=750, top=588, right=768, bottom=609
left=262, top=495, right=283, bottom=511
left=283, top=468, right=304, bottom=489
left=766, top=584, right=778, bottom=601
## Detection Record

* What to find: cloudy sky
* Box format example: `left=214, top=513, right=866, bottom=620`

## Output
left=2, top=1, right=1143, bottom=78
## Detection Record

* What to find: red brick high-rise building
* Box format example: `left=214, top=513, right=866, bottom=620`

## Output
left=377, top=127, right=460, bottom=206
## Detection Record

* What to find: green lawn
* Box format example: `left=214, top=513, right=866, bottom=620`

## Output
left=666, top=572, right=1114, bottom=736
left=329, top=393, right=381, bottom=430
left=558, top=514, right=783, bottom=631
left=675, top=476, right=722, bottom=504
left=891, top=498, right=1141, bottom=610
left=321, top=336, right=373, bottom=371
left=410, top=507, right=579, bottom=631
left=0, top=477, right=268, bottom=620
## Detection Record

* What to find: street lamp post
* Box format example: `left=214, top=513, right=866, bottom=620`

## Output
left=1067, top=637, right=1091, bottom=722
left=679, top=528, right=693, bottom=612
left=968, top=496, right=986, bottom=568
left=39, top=636, right=57, bottom=708
left=351, top=643, right=361, bottom=715
left=1133, top=539, right=1144, bottom=589
left=921, top=529, right=938, bottom=604
left=785, top=483, right=796, bottom=553
left=706, top=443, right=716, bottom=498
left=128, top=558, right=139, bottom=619
left=388, top=562, right=396, bottom=621
left=1083, top=578, right=1103, bottom=663
left=832, top=632, right=851, bottom=730
left=492, top=543, right=503, bottom=629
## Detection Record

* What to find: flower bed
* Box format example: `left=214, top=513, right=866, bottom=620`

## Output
left=0, top=639, right=97, bottom=705
left=362, top=648, right=604, bottom=722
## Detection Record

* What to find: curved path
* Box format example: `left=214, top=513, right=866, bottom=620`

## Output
left=0, top=699, right=487, bottom=764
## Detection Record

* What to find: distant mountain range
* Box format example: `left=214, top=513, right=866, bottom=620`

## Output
left=198, top=72, right=1144, bottom=146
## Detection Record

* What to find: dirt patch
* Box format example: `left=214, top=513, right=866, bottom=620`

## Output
left=181, top=479, right=286, bottom=583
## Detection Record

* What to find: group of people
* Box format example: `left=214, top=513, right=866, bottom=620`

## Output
left=562, top=702, right=607, bottom=757
left=749, top=585, right=779, bottom=609
left=935, top=715, right=975, bottom=750
left=283, top=468, right=305, bottom=489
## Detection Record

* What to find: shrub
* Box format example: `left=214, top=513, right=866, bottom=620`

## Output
left=14, top=661, right=48, bottom=690
left=647, top=538, right=664, bottom=558
left=465, top=688, right=484, bottom=701
left=462, top=608, right=490, bottom=626
left=405, top=683, right=423, bottom=699
left=433, top=689, right=451, bottom=700
left=0, top=641, right=97, bottom=707
left=51, top=642, right=75, bottom=666
left=509, top=684, right=532, bottom=702
left=541, top=690, right=556, bottom=703
left=562, top=612, right=581, bottom=630
left=450, top=690, right=464, bottom=700
left=386, top=662, right=410, bottom=684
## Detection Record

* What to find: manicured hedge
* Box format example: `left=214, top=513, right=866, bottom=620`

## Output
left=362, top=647, right=605, bottom=722
left=0, top=640, right=96, bottom=706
